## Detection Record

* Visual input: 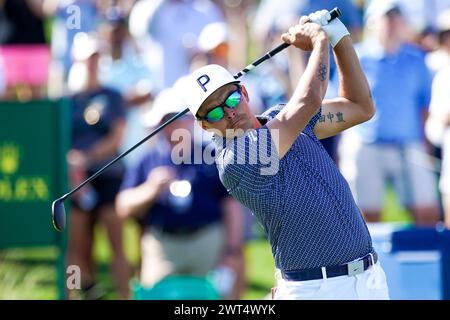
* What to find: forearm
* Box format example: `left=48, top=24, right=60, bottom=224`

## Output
left=270, top=35, right=329, bottom=158
left=333, top=36, right=374, bottom=116
left=116, top=182, right=158, bottom=220
left=286, top=47, right=306, bottom=96
left=222, top=198, right=245, bottom=252
left=280, top=36, right=329, bottom=123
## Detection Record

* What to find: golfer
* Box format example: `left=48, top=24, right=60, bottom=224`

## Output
left=179, top=10, right=390, bottom=299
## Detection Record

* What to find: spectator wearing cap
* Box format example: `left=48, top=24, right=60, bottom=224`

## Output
left=191, top=23, right=264, bottom=243
left=98, top=7, right=157, bottom=169
left=192, top=22, right=265, bottom=116
left=338, top=0, right=440, bottom=225
left=116, top=87, right=246, bottom=299
left=394, top=0, right=450, bottom=49
left=128, top=0, right=225, bottom=88
left=192, top=22, right=230, bottom=70
left=66, top=33, right=132, bottom=299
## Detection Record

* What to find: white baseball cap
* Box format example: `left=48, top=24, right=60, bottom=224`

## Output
left=72, top=32, right=100, bottom=61
left=364, top=0, right=402, bottom=21
left=178, top=64, right=239, bottom=117
left=437, top=9, right=450, bottom=33
left=142, top=87, right=188, bottom=128
left=198, top=22, right=229, bottom=52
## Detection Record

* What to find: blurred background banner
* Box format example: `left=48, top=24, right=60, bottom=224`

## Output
left=0, top=99, right=70, bottom=299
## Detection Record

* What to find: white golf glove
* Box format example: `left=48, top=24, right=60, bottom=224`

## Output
left=308, top=9, right=350, bottom=47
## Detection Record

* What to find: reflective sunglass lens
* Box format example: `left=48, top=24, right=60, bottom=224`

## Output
left=206, top=107, right=224, bottom=122
left=226, top=91, right=241, bottom=108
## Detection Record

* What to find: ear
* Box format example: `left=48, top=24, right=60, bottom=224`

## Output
left=241, top=84, right=250, bottom=103
left=198, top=119, right=209, bottom=131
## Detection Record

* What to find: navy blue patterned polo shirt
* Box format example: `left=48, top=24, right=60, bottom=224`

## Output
left=213, top=104, right=374, bottom=272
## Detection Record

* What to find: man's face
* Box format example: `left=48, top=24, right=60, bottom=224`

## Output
left=196, top=84, right=254, bottom=138
left=376, top=8, right=406, bottom=40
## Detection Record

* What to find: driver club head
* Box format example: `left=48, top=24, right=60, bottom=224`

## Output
left=52, top=199, right=66, bottom=232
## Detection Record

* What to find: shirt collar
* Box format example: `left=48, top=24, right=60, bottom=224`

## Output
left=363, top=39, right=407, bottom=60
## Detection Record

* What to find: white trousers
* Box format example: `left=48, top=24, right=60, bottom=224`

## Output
left=273, top=262, right=390, bottom=300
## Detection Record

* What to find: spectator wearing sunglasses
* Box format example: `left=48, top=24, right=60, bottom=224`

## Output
left=178, top=10, right=389, bottom=300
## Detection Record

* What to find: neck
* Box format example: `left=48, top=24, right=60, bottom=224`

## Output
left=111, top=45, right=123, bottom=60
left=86, top=77, right=100, bottom=91
left=444, top=45, right=450, bottom=55
left=253, top=115, right=263, bottom=128
left=378, top=34, right=402, bottom=54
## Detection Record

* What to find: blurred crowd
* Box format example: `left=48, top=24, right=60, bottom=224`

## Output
left=2, top=0, right=450, bottom=299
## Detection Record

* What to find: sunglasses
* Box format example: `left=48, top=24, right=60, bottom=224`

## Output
left=197, top=85, right=242, bottom=123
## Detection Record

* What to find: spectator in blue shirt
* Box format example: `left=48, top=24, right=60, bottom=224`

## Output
left=338, top=0, right=440, bottom=225
left=66, top=34, right=131, bottom=299
left=178, top=10, right=389, bottom=299
left=115, top=88, right=246, bottom=299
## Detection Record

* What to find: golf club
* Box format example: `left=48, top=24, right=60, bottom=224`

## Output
left=52, top=7, right=342, bottom=231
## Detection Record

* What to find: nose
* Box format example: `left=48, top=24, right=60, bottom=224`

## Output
left=223, top=107, right=236, bottom=120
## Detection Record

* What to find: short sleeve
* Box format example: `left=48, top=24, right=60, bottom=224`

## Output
left=216, top=127, right=279, bottom=193
left=303, top=109, right=322, bottom=140
left=308, top=110, right=322, bottom=129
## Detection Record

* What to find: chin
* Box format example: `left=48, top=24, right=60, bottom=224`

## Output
left=224, top=127, right=248, bottom=139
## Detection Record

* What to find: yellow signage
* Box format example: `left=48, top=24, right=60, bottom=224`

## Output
left=0, top=142, right=50, bottom=202
left=0, top=143, right=20, bottom=175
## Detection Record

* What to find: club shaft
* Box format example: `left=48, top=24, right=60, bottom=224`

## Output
left=58, top=7, right=342, bottom=201
left=233, top=7, right=341, bottom=79
left=61, top=108, right=190, bottom=201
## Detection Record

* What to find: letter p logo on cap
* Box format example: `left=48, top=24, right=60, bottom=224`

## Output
left=180, top=64, right=240, bottom=117
left=196, top=74, right=210, bottom=92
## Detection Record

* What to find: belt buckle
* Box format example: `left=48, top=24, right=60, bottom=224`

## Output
left=347, top=259, right=365, bottom=276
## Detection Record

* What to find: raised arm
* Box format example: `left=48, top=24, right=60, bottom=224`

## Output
left=267, top=18, right=329, bottom=159
left=313, top=35, right=375, bottom=139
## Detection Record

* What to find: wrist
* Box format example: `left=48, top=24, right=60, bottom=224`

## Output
left=313, top=30, right=328, bottom=44
left=322, top=19, right=350, bottom=48
left=144, top=180, right=161, bottom=200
